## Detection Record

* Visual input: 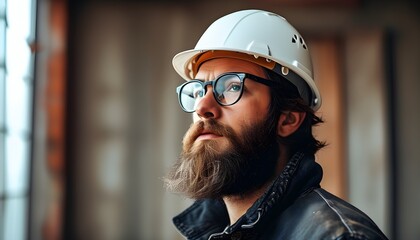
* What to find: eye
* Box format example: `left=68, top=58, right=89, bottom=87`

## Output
left=193, top=88, right=204, bottom=98
left=226, top=83, right=242, bottom=92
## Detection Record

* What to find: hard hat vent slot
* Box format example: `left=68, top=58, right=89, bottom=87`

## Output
left=292, top=34, right=297, bottom=43
left=292, top=34, right=308, bottom=50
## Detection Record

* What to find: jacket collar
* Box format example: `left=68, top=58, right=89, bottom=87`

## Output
left=172, top=152, right=323, bottom=239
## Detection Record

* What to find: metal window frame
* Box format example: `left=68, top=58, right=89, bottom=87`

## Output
left=0, top=0, right=37, bottom=239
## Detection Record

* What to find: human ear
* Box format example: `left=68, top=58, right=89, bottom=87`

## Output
left=277, top=111, right=306, bottom=137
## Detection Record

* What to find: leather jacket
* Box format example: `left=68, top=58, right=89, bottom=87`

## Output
left=173, top=152, right=389, bottom=240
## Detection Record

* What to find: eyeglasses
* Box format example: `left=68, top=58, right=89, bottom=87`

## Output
left=176, top=72, right=277, bottom=113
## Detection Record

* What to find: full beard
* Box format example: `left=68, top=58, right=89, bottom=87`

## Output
left=164, top=115, right=280, bottom=200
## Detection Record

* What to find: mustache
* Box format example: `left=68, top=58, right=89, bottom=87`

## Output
left=184, top=119, right=234, bottom=143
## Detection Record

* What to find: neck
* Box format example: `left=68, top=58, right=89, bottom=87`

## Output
left=222, top=146, right=289, bottom=225
left=222, top=183, right=268, bottom=225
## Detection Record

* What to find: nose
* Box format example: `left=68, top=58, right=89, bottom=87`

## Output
left=194, top=86, right=221, bottom=120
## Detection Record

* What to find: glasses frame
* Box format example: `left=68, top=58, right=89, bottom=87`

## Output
left=176, top=72, right=278, bottom=113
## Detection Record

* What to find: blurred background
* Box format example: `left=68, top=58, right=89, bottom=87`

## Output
left=1, top=0, right=419, bottom=239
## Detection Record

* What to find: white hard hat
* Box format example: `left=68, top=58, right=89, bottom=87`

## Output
left=172, top=9, right=321, bottom=110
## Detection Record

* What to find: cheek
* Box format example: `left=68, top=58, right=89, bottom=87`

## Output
left=241, top=86, right=271, bottom=121
left=240, top=96, right=270, bottom=121
left=229, top=102, right=270, bottom=133
left=252, top=101, right=270, bottom=117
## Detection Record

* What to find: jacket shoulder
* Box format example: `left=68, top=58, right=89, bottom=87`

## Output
left=262, top=188, right=388, bottom=240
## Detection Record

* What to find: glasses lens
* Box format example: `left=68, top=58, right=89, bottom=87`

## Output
left=214, top=74, right=243, bottom=105
left=180, top=81, right=204, bottom=112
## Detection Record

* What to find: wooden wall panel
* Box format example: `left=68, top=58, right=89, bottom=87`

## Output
left=310, top=38, right=347, bottom=199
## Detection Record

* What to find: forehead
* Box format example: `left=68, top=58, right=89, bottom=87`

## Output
left=195, top=58, right=267, bottom=80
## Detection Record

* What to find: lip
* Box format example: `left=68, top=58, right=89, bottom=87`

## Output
left=196, top=132, right=222, bottom=141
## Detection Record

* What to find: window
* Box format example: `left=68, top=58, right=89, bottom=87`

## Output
left=0, top=0, right=37, bottom=239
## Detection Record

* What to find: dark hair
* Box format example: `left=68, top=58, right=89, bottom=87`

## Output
left=264, top=69, right=326, bottom=156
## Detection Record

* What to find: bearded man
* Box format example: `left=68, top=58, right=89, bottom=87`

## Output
left=165, top=9, right=388, bottom=240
